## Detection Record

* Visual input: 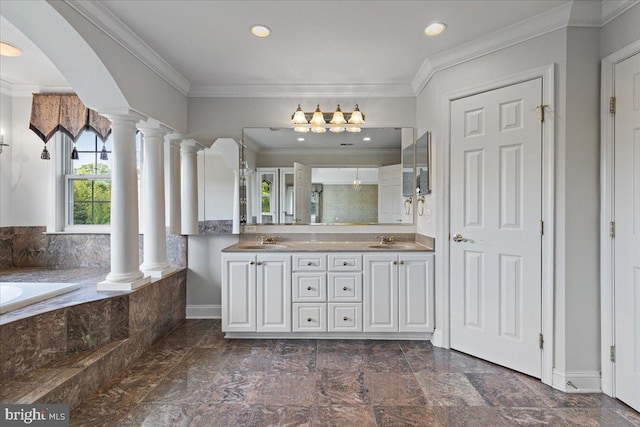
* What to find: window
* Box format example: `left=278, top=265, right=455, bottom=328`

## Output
left=63, top=131, right=142, bottom=227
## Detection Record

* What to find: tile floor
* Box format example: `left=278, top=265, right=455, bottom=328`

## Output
left=71, top=320, right=639, bottom=426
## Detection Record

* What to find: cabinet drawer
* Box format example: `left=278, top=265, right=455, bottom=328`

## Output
left=292, top=254, right=326, bottom=271
left=327, top=273, right=362, bottom=302
left=328, top=303, right=362, bottom=332
left=293, top=303, right=327, bottom=332
left=292, top=273, right=326, bottom=302
left=327, top=253, right=362, bottom=271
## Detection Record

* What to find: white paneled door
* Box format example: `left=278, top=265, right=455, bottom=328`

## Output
left=614, top=52, right=640, bottom=412
left=450, top=78, right=543, bottom=378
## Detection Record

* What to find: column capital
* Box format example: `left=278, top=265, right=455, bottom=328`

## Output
left=138, top=126, right=168, bottom=140
left=170, top=139, right=183, bottom=148
left=100, top=109, right=148, bottom=124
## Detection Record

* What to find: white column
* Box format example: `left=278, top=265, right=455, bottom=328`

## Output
left=139, top=126, right=175, bottom=278
left=98, top=114, right=150, bottom=291
left=181, top=142, right=199, bottom=234
left=168, top=139, right=182, bottom=234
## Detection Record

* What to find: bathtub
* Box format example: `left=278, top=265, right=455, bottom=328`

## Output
left=0, top=282, right=80, bottom=314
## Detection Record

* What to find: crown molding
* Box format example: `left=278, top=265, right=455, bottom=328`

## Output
left=188, top=83, right=415, bottom=98
left=64, top=0, right=190, bottom=96
left=0, top=80, right=74, bottom=97
left=601, top=0, right=639, bottom=25
left=412, top=2, right=573, bottom=94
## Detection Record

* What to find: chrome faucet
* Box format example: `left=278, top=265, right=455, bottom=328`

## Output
left=376, top=235, right=395, bottom=245
left=259, top=235, right=277, bottom=245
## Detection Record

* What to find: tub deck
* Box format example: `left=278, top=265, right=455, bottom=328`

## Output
left=0, top=267, right=124, bottom=326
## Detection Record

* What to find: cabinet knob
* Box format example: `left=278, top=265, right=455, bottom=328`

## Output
left=342, top=286, right=348, bottom=291
left=307, top=261, right=313, bottom=266
left=393, top=261, right=398, bottom=265
left=343, top=261, right=348, bottom=266
left=400, top=261, right=405, bottom=265
left=249, top=261, right=255, bottom=265
left=343, top=316, right=348, bottom=321
left=307, top=318, right=313, bottom=322
left=256, top=261, right=263, bottom=266
left=307, top=286, right=312, bottom=291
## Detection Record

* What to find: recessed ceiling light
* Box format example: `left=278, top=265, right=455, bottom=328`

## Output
left=363, top=137, right=371, bottom=141
left=424, top=22, right=446, bottom=36
left=251, top=25, right=271, bottom=38
left=297, top=137, right=305, bottom=141
left=0, top=41, right=22, bottom=57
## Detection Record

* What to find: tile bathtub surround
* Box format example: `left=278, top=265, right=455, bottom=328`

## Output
left=0, top=226, right=187, bottom=270
left=0, top=269, right=186, bottom=387
left=70, top=320, right=640, bottom=427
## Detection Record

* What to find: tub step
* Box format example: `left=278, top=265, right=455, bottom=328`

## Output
left=0, top=339, right=126, bottom=409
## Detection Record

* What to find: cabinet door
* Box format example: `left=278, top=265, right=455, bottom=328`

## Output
left=398, top=253, right=434, bottom=332
left=256, top=254, right=292, bottom=332
left=222, top=254, right=256, bottom=332
left=363, top=254, right=398, bottom=332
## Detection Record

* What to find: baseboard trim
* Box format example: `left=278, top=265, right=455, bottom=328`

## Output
left=431, top=329, right=444, bottom=348
left=552, top=369, right=601, bottom=393
left=186, top=304, right=221, bottom=319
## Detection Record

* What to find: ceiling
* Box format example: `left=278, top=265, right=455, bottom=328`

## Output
left=0, top=0, right=571, bottom=94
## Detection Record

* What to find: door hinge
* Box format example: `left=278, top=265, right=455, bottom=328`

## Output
left=610, top=97, right=616, bottom=114
left=610, top=345, right=616, bottom=363
left=539, top=333, right=544, bottom=349
left=610, top=221, right=615, bottom=238
left=539, top=220, right=544, bottom=236
left=537, top=104, right=549, bottom=122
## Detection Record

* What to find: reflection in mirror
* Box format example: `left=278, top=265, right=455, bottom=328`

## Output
left=240, top=127, right=415, bottom=225
left=416, top=131, right=431, bottom=195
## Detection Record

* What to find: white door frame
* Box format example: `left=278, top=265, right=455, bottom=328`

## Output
left=435, top=64, right=555, bottom=386
left=600, top=39, right=640, bottom=398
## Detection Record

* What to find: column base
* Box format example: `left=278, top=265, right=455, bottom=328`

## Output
left=141, top=265, right=176, bottom=279
left=97, top=275, right=151, bottom=292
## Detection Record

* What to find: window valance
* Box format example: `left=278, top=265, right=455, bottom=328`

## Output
left=29, top=93, right=112, bottom=143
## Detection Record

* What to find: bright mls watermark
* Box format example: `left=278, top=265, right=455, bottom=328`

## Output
left=1, top=405, right=69, bottom=426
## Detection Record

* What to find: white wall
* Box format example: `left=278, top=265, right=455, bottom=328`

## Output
left=3, top=94, right=52, bottom=226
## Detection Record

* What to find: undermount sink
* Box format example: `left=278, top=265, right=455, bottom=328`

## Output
left=238, top=244, right=289, bottom=250
left=368, top=244, right=415, bottom=250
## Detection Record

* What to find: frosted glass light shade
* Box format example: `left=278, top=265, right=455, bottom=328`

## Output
left=291, top=104, right=308, bottom=124
left=329, top=126, right=345, bottom=133
left=311, top=126, right=326, bottom=133
left=345, top=125, right=361, bottom=133
left=294, top=126, right=310, bottom=133
left=310, top=105, right=326, bottom=126
left=330, top=105, right=347, bottom=125
left=348, top=104, right=364, bottom=124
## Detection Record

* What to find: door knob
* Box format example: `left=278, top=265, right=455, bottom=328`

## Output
left=452, top=233, right=468, bottom=242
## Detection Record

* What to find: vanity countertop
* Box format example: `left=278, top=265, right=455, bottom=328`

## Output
left=222, top=241, right=434, bottom=252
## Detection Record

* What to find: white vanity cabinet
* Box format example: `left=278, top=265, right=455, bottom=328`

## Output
left=222, top=250, right=434, bottom=338
left=364, top=253, right=434, bottom=333
left=222, top=253, right=291, bottom=333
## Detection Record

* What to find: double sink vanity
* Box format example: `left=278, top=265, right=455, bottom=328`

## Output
left=221, top=236, right=434, bottom=340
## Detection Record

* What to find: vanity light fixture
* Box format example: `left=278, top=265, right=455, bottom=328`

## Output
left=291, top=104, right=365, bottom=133
left=250, top=25, right=271, bottom=38
left=0, top=41, right=22, bottom=57
left=424, top=22, right=446, bottom=36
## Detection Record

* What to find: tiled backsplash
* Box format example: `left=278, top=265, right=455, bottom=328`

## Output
left=0, top=227, right=187, bottom=270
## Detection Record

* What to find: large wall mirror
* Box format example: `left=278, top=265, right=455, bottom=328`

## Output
left=239, top=127, right=417, bottom=225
